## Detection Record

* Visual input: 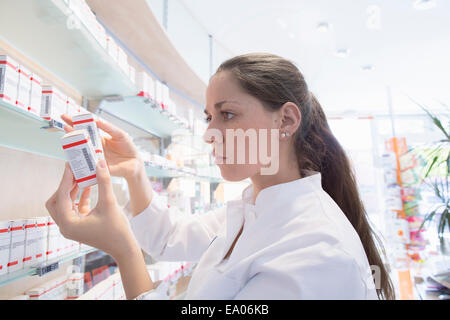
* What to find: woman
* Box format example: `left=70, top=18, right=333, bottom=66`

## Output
left=46, top=53, right=395, bottom=300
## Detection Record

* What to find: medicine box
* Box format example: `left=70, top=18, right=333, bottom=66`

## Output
left=35, top=216, right=48, bottom=264
left=41, top=85, right=67, bottom=123
left=29, top=73, right=42, bottom=116
left=0, top=55, right=19, bottom=105
left=7, top=219, right=26, bottom=273
left=16, top=65, right=31, bottom=111
left=23, top=218, right=38, bottom=267
left=0, top=221, right=11, bottom=276
left=61, top=130, right=99, bottom=188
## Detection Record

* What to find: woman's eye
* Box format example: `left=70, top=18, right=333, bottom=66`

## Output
left=222, top=112, right=235, bottom=120
left=204, top=116, right=211, bottom=123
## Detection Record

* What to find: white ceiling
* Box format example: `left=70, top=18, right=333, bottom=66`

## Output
left=180, top=0, right=450, bottom=116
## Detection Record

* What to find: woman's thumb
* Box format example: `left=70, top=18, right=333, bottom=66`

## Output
left=96, top=159, right=115, bottom=205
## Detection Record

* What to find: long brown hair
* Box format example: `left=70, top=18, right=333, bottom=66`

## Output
left=216, top=53, right=395, bottom=300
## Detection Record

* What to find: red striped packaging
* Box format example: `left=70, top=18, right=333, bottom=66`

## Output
left=0, top=55, right=19, bottom=106
left=0, top=221, right=11, bottom=276
left=23, top=218, right=38, bottom=267
left=7, top=219, right=26, bottom=273
left=35, top=216, right=48, bottom=264
left=46, top=217, right=59, bottom=262
left=61, top=130, right=99, bottom=188
left=72, top=112, right=104, bottom=160
left=136, top=71, right=153, bottom=99
left=16, top=65, right=31, bottom=111
left=28, top=73, right=42, bottom=116
left=40, top=85, right=67, bottom=123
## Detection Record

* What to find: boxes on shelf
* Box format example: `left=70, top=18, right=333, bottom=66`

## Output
left=26, top=286, right=46, bottom=300
left=23, top=218, right=38, bottom=267
left=7, top=219, right=26, bottom=273
left=136, top=71, right=154, bottom=99
left=29, top=73, right=42, bottom=116
left=0, top=55, right=19, bottom=105
left=72, top=112, right=104, bottom=158
left=117, top=47, right=129, bottom=76
left=41, top=85, right=67, bottom=123
left=61, top=130, right=99, bottom=188
left=46, top=217, right=60, bottom=261
left=0, top=221, right=11, bottom=276
left=129, top=65, right=135, bottom=84
left=15, top=65, right=31, bottom=111
left=69, top=0, right=106, bottom=48
left=154, top=80, right=163, bottom=109
left=66, top=96, right=81, bottom=117
left=106, top=36, right=118, bottom=62
left=35, top=216, right=48, bottom=264
left=66, top=272, right=84, bottom=299
left=161, top=83, right=170, bottom=111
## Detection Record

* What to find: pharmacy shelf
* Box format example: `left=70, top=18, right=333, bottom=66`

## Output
left=97, top=96, right=189, bottom=139
left=144, top=162, right=223, bottom=183
left=87, top=0, right=207, bottom=106
left=0, top=0, right=137, bottom=99
left=0, top=248, right=97, bottom=288
left=0, top=100, right=66, bottom=159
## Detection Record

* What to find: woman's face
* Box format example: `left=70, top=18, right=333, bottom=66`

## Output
left=203, top=71, right=281, bottom=181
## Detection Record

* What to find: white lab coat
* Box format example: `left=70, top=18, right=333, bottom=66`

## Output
left=126, top=170, right=379, bottom=300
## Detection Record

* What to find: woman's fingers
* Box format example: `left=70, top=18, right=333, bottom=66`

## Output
left=96, top=159, right=116, bottom=208
left=61, top=114, right=74, bottom=126
left=96, top=119, right=126, bottom=139
left=78, top=187, right=92, bottom=214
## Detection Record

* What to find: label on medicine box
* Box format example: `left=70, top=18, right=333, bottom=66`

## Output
left=7, top=219, right=26, bottom=273
left=35, top=217, right=48, bottom=264
left=41, top=85, right=66, bottom=123
left=23, top=218, right=38, bottom=267
left=72, top=113, right=104, bottom=159
left=16, top=65, right=31, bottom=110
left=0, top=55, right=19, bottom=105
left=61, top=130, right=99, bottom=188
left=0, top=221, right=11, bottom=276
left=28, top=73, right=42, bottom=116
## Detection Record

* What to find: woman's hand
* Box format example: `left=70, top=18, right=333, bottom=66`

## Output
left=61, top=114, right=143, bottom=181
left=46, top=160, right=154, bottom=298
left=45, top=160, right=139, bottom=261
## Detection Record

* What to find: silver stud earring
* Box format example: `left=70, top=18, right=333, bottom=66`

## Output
left=281, top=132, right=286, bottom=138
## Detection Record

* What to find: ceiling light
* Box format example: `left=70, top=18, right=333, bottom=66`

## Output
left=335, top=48, right=350, bottom=58
left=361, top=65, right=374, bottom=71
left=413, top=0, right=436, bottom=10
left=317, top=22, right=331, bottom=32
left=288, top=32, right=295, bottom=39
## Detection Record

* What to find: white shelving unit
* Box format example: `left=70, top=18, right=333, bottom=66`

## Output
left=0, top=0, right=137, bottom=99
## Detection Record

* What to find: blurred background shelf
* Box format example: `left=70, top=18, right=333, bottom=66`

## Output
left=0, top=248, right=97, bottom=288
left=97, top=96, right=189, bottom=139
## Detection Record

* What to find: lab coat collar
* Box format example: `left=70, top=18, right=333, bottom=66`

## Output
left=241, top=170, right=322, bottom=220
left=219, top=170, right=322, bottom=264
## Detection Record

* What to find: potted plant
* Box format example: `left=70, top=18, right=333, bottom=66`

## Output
left=411, top=101, right=449, bottom=254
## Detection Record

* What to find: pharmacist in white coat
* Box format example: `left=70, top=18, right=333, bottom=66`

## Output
left=47, top=53, right=395, bottom=300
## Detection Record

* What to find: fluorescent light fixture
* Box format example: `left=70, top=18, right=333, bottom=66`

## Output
left=317, top=22, right=331, bottom=32
left=413, top=0, right=437, bottom=10
left=335, top=48, right=350, bottom=58
left=361, top=65, right=374, bottom=71
left=288, top=32, right=295, bottom=39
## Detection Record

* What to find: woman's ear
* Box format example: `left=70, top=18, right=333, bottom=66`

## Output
left=279, top=102, right=301, bottom=138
